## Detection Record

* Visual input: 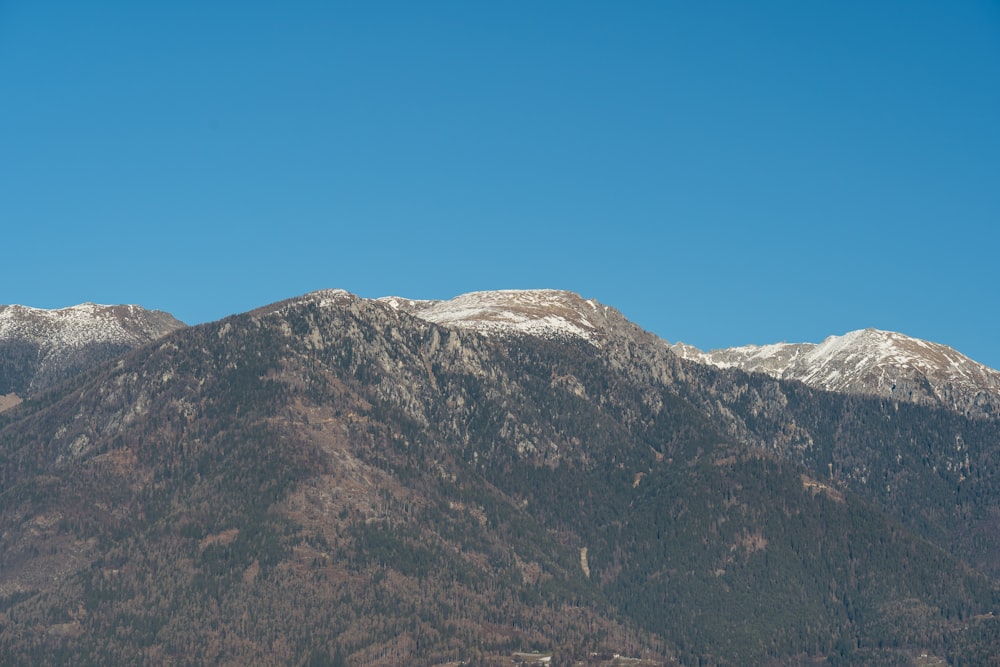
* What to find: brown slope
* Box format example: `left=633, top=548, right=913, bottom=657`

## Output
left=0, top=290, right=674, bottom=665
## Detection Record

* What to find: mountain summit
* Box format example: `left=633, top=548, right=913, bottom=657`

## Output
left=0, top=302, right=185, bottom=402
left=673, top=328, right=1000, bottom=418
left=379, top=289, right=621, bottom=345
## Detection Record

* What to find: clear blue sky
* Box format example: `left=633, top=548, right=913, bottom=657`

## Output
left=2, top=2, right=999, bottom=368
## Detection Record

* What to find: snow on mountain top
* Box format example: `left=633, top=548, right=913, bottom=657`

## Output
left=677, top=328, right=995, bottom=375
left=1, top=302, right=187, bottom=398
left=798, top=328, right=991, bottom=381
left=284, top=289, right=1000, bottom=416
left=0, top=302, right=184, bottom=348
left=379, top=289, right=610, bottom=344
left=297, top=289, right=356, bottom=308
left=674, top=328, right=1000, bottom=417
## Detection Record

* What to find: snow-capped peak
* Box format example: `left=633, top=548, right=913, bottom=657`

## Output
left=0, top=302, right=186, bottom=398
left=0, top=302, right=184, bottom=347
left=673, top=329, right=1000, bottom=418
left=379, top=289, right=612, bottom=344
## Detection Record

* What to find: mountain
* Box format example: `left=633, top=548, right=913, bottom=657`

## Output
left=1, top=289, right=1000, bottom=666
left=672, top=328, right=1000, bottom=419
left=0, top=302, right=185, bottom=406
left=384, top=291, right=1000, bottom=419
left=393, top=291, right=1000, bottom=578
left=379, top=289, right=623, bottom=344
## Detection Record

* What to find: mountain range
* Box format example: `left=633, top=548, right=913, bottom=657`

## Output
left=1, top=290, right=999, bottom=666
left=6, top=292, right=997, bottom=422
left=383, top=289, right=1000, bottom=419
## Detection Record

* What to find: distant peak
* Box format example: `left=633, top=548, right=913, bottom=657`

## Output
left=3, top=301, right=108, bottom=311
left=674, top=327, right=1000, bottom=418
left=0, top=301, right=186, bottom=397
left=0, top=301, right=183, bottom=324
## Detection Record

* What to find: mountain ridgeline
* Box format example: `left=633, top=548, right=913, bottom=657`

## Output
left=672, top=327, right=1000, bottom=419
left=1, top=290, right=999, bottom=666
left=0, top=302, right=185, bottom=404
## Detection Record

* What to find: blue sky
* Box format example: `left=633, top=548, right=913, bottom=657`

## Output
left=2, top=2, right=999, bottom=368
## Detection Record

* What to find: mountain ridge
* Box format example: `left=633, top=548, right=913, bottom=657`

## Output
left=672, top=327, right=1000, bottom=419
left=378, top=289, right=617, bottom=345
left=0, top=301, right=186, bottom=403
left=376, top=288, right=1000, bottom=419
left=4, top=289, right=998, bottom=421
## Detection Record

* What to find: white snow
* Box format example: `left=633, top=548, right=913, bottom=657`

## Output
left=378, top=289, right=607, bottom=344
left=0, top=302, right=184, bottom=392
left=676, top=327, right=1000, bottom=408
left=1, top=303, right=141, bottom=348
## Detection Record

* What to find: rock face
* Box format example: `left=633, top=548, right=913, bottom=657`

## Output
left=0, top=302, right=186, bottom=400
left=672, top=328, right=1000, bottom=418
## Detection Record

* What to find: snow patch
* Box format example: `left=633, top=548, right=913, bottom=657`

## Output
left=379, top=290, right=606, bottom=344
left=675, top=328, right=1000, bottom=412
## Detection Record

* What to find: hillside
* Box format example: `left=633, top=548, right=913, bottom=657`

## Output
left=1, top=290, right=999, bottom=665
